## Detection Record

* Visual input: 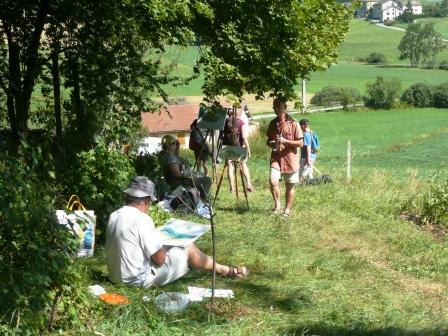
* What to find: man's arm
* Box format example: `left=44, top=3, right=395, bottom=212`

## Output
left=168, top=163, right=188, bottom=178
left=278, top=137, right=303, bottom=148
left=266, top=120, right=277, bottom=148
left=151, top=248, right=167, bottom=266
left=306, top=144, right=312, bottom=165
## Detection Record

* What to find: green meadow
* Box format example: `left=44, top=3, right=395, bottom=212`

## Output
left=395, top=17, right=448, bottom=39
left=78, top=108, right=448, bottom=336
left=251, top=108, right=448, bottom=178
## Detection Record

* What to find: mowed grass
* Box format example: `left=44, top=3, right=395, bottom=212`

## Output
left=306, top=63, right=448, bottom=93
left=77, top=108, right=448, bottom=336
left=251, top=108, right=448, bottom=178
left=339, top=19, right=448, bottom=64
left=395, top=17, right=448, bottom=39
left=338, top=19, right=405, bottom=63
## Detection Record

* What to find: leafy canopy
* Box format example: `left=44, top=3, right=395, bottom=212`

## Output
left=398, top=22, right=446, bottom=68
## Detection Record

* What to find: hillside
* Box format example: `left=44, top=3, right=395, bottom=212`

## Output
left=77, top=108, right=448, bottom=335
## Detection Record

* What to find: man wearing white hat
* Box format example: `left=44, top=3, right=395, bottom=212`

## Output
left=106, top=176, right=249, bottom=287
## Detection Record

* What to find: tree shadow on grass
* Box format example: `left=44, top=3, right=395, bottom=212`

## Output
left=279, top=323, right=448, bottom=336
left=374, top=64, right=413, bottom=69
left=232, top=281, right=312, bottom=312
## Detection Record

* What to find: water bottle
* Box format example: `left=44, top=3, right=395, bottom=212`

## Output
left=83, top=228, right=94, bottom=250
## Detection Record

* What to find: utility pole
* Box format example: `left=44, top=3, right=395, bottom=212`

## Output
left=301, top=78, right=307, bottom=112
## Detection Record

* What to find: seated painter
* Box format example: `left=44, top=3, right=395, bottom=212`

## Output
left=161, top=135, right=212, bottom=200
left=106, top=176, right=249, bottom=287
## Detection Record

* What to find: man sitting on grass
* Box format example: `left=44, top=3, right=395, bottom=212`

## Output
left=106, top=176, right=249, bottom=287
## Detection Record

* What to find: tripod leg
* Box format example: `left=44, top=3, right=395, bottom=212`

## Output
left=213, top=160, right=228, bottom=206
left=211, top=130, right=217, bottom=182
left=239, top=162, right=250, bottom=209
left=234, top=161, right=239, bottom=202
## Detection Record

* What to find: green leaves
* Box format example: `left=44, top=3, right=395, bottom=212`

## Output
left=398, top=22, right=446, bottom=68
left=193, top=0, right=351, bottom=100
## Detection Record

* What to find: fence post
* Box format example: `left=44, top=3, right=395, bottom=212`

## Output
left=347, top=140, right=352, bottom=183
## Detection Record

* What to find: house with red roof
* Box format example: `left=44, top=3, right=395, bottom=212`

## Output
left=141, top=103, right=258, bottom=149
left=141, top=104, right=200, bottom=148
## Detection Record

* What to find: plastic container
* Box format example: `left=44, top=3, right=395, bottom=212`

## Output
left=155, top=292, right=189, bottom=313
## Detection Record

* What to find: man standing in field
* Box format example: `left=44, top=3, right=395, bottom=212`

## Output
left=299, top=118, right=317, bottom=181
left=266, top=97, right=303, bottom=217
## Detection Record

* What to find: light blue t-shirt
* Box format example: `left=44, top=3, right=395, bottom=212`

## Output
left=301, top=131, right=317, bottom=160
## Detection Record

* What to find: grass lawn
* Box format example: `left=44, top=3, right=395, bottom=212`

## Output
left=338, top=19, right=405, bottom=64
left=74, top=108, right=448, bottom=336
left=395, top=17, right=448, bottom=39
left=306, top=63, right=448, bottom=94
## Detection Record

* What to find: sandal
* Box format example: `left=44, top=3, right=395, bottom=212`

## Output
left=246, top=186, right=255, bottom=192
left=282, top=209, right=291, bottom=218
left=272, top=208, right=281, bottom=215
left=226, top=266, right=250, bottom=278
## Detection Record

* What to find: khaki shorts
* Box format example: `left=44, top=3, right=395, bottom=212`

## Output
left=270, top=167, right=299, bottom=184
left=147, top=247, right=189, bottom=287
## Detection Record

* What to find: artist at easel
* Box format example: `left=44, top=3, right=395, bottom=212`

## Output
left=222, top=107, right=255, bottom=193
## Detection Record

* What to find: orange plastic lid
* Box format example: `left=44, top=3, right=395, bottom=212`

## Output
left=99, top=293, right=130, bottom=305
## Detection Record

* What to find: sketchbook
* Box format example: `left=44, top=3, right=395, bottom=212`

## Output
left=157, top=218, right=210, bottom=247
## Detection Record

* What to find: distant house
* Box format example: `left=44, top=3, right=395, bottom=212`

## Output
left=357, top=0, right=422, bottom=21
left=141, top=104, right=200, bottom=148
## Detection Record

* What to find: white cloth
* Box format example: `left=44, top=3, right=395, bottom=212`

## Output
left=106, top=206, right=163, bottom=286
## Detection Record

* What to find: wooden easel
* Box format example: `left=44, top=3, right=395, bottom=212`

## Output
left=212, top=159, right=249, bottom=210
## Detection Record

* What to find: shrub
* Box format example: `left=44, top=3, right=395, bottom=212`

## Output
left=310, top=86, right=341, bottom=107
left=135, top=152, right=170, bottom=198
left=383, top=19, right=396, bottom=26
left=433, top=82, right=448, bottom=108
left=421, top=170, right=448, bottom=227
left=310, top=86, right=362, bottom=109
left=401, top=82, right=435, bottom=107
left=168, top=96, right=187, bottom=105
left=424, top=58, right=438, bottom=69
left=67, top=141, right=135, bottom=238
left=366, top=52, right=388, bottom=64
left=0, top=147, right=87, bottom=334
left=364, top=76, right=402, bottom=109
left=439, top=60, right=448, bottom=70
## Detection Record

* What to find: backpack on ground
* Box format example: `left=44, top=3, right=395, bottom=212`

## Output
left=310, top=131, right=320, bottom=153
left=170, top=188, right=200, bottom=215
left=303, top=174, right=333, bottom=186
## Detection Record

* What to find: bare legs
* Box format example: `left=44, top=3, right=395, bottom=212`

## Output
left=187, top=244, right=244, bottom=276
left=284, top=183, right=295, bottom=215
left=269, top=178, right=296, bottom=214
left=202, top=160, right=209, bottom=177
left=269, top=178, right=281, bottom=211
left=228, top=161, right=254, bottom=192
left=241, top=161, right=254, bottom=190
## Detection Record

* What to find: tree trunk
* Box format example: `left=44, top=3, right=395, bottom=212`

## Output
left=8, top=39, right=24, bottom=140
left=21, top=0, right=51, bottom=136
left=51, top=50, right=63, bottom=144
left=72, top=62, right=83, bottom=133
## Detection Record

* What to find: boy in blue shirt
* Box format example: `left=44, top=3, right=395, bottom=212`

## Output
left=299, top=119, right=317, bottom=181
